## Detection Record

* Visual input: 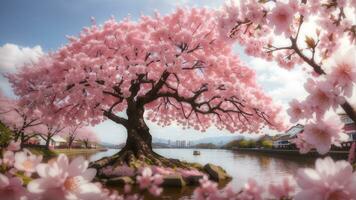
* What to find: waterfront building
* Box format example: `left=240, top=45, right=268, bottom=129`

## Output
left=272, top=114, right=356, bottom=149
left=39, top=135, right=67, bottom=149
left=272, top=124, right=304, bottom=149
left=339, top=113, right=356, bottom=141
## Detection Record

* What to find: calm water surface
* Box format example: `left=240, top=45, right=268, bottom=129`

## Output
left=82, top=148, right=317, bottom=199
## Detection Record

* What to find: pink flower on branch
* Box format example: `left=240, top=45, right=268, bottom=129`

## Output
left=296, top=157, right=356, bottom=200
left=303, top=117, right=348, bottom=154
left=267, top=2, right=294, bottom=35
left=328, top=48, right=356, bottom=97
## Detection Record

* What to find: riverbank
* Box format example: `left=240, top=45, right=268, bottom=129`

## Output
left=232, top=148, right=349, bottom=159
left=29, top=147, right=107, bottom=159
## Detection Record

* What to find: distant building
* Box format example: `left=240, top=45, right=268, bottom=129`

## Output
left=272, top=114, right=356, bottom=149
left=272, top=124, right=304, bottom=148
left=339, top=113, right=356, bottom=141
left=39, top=135, right=67, bottom=149
left=175, top=140, right=187, bottom=148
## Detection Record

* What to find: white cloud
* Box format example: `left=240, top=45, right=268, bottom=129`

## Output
left=0, top=43, right=44, bottom=72
left=246, top=57, right=310, bottom=127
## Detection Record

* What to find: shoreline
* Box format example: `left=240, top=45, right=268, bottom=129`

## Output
left=231, top=148, right=349, bottom=159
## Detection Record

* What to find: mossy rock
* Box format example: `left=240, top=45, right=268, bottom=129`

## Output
left=162, top=174, right=186, bottom=187
left=183, top=174, right=204, bottom=185
left=107, top=176, right=134, bottom=186
left=203, top=163, right=231, bottom=182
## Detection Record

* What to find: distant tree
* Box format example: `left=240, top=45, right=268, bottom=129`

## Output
left=8, top=9, right=284, bottom=168
left=0, top=91, right=42, bottom=147
left=195, top=143, right=217, bottom=149
left=78, top=128, right=99, bottom=148
left=64, top=123, right=83, bottom=149
left=37, top=122, right=65, bottom=149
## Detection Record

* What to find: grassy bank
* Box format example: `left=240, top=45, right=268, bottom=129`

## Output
left=29, top=147, right=106, bottom=159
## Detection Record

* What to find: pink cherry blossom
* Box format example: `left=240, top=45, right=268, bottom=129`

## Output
left=193, top=176, right=221, bottom=200
left=303, top=117, right=348, bottom=154
left=136, top=167, right=153, bottom=189
left=268, top=176, right=296, bottom=199
left=295, top=157, right=356, bottom=200
left=287, top=99, right=308, bottom=123
left=7, top=141, right=21, bottom=151
left=14, top=149, right=42, bottom=175
left=136, top=167, right=163, bottom=196
left=8, top=8, right=284, bottom=141
left=267, top=2, right=294, bottom=35
left=304, top=79, right=344, bottom=117
left=1, top=151, right=15, bottom=167
left=291, top=133, right=313, bottom=154
left=328, top=48, right=356, bottom=97
left=0, top=173, right=28, bottom=200
left=238, top=178, right=264, bottom=200
left=27, top=154, right=101, bottom=200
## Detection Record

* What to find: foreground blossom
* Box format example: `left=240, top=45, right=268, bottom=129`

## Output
left=303, top=117, right=348, bottom=154
left=0, top=150, right=15, bottom=167
left=14, top=149, right=42, bottom=175
left=238, top=178, right=264, bottom=200
left=193, top=176, right=220, bottom=200
left=136, top=167, right=163, bottom=196
left=7, top=141, right=21, bottom=151
left=27, top=154, right=100, bottom=200
left=296, top=157, right=356, bottom=200
left=291, top=133, right=313, bottom=154
left=328, top=48, right=356, bottom=97
left=268, top=176, right=296, bottom=199
left=0, top=173, right=28, bottom=200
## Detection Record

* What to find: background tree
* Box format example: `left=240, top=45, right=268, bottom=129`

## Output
left=64, top=123, right=83, bottom=149
left=7, top=8, right=284, bottom=168
left=38, top=122, right=65, bottom=149
left=0, top=91, right=42, bottom=147
left=78, top=128, right=99, bottom=148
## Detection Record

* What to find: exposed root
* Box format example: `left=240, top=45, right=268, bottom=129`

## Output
left=90, top=148, right=201, bottom=175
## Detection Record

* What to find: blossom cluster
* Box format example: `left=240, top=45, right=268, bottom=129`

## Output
left=218, top=0, right=356, bottom=154
left=0, top=141, right=162, bottom=200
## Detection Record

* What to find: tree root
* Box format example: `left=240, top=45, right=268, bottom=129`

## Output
left=89, top=148, right=202, bottom=176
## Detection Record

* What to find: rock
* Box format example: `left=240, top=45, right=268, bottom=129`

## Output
left=184, top=175, right=204, bottom=185
left=162, top=174, right=186, bottom=187
left=107, top=176, right=134, bottom=186
left=203, top=163, right=230, bottom=181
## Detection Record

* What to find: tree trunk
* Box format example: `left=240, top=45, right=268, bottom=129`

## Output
left=45, top=137, right=51, bottom=150
left=91, top=104, right=185, bottom=169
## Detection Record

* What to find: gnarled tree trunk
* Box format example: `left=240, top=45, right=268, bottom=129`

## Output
left=91, top=104, right=185, bottom=170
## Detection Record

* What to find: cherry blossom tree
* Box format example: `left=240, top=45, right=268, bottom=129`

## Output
left=7, top=8, right=284, bottom=167
left=64, top=123, right=83, bottom=149
left=37, top=122, right=65, bottom=149
left=78, top=128, right=99, bottom=148
left=218, top=0, right=356, bottom=154
left=0, top=91, right=42, bottom=147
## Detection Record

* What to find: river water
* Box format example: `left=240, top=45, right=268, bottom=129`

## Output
left=82, top=148, right=318, bottom=199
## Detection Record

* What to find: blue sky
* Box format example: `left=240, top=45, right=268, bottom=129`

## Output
left=0, top=0, right=307, bottom=144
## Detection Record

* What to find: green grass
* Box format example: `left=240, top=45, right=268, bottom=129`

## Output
left=28, top=147, right=104, bottom=160
left=28, top=147, right=58, bottom=159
